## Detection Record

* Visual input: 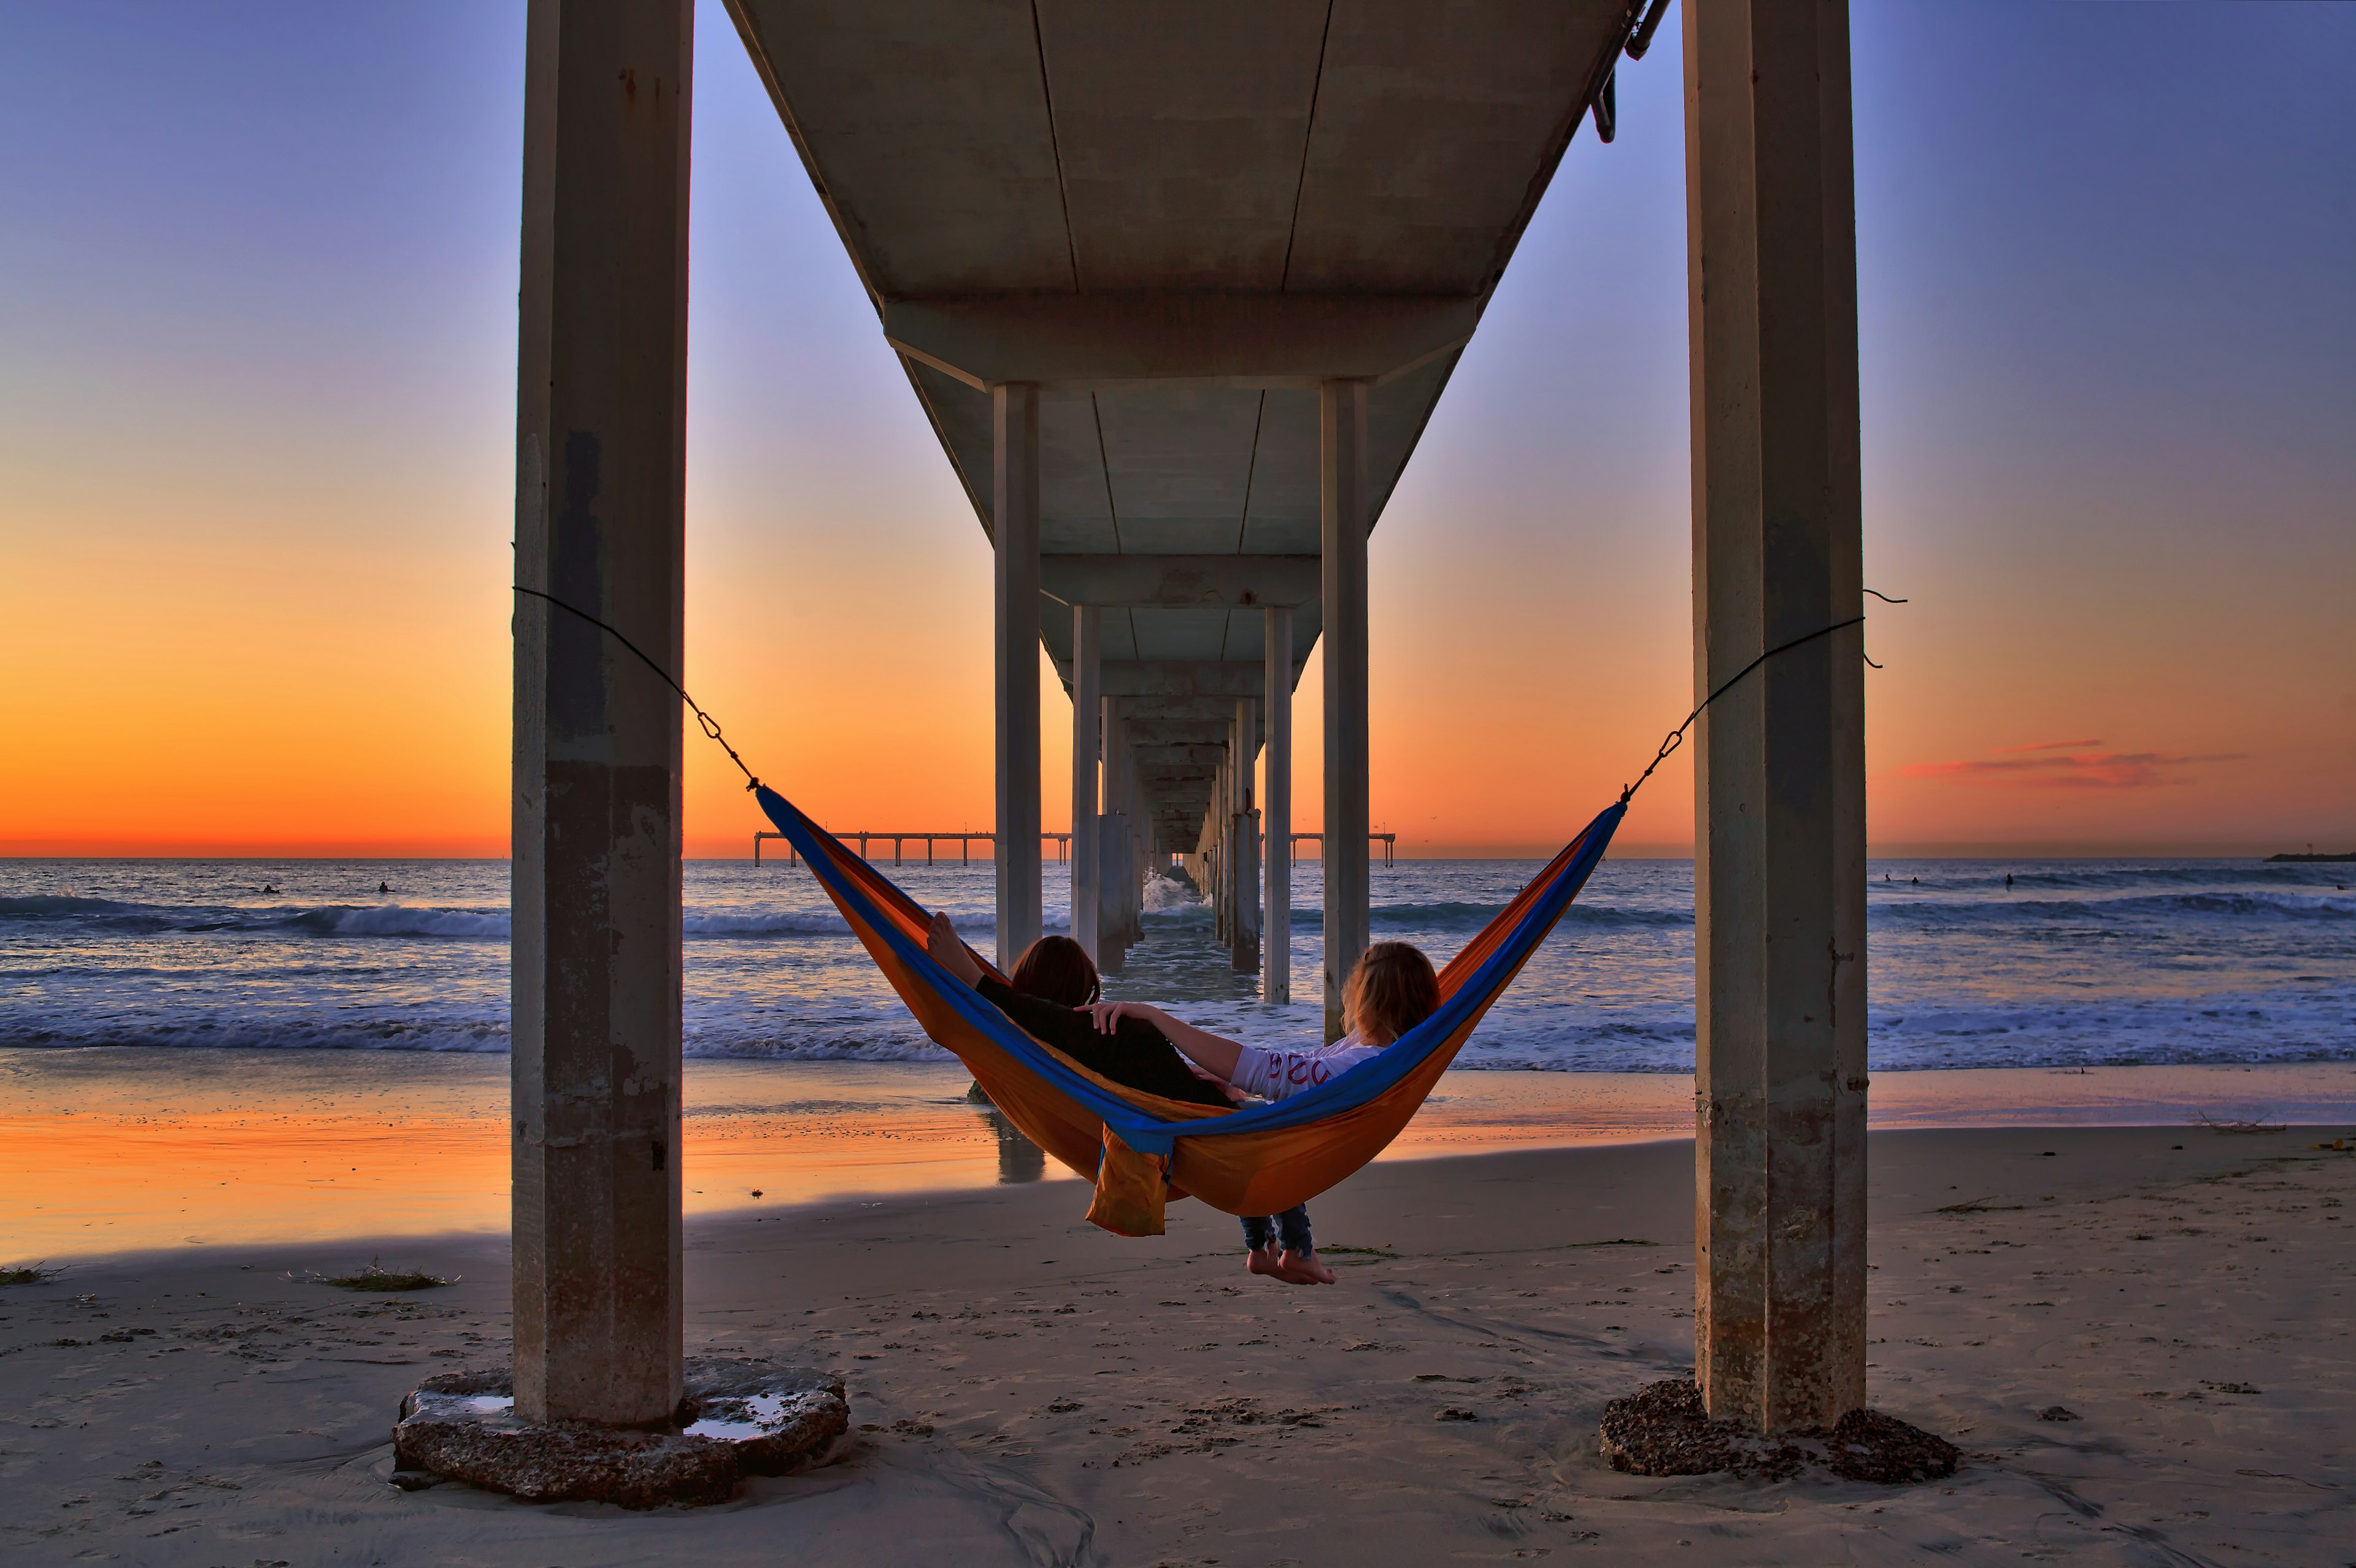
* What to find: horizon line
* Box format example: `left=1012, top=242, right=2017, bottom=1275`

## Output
left=2, top=839, right=2343, bottom=863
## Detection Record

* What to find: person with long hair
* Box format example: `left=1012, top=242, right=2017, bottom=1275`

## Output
left=1082, top=942, right=1440, bottom=1285
left=923, top=916, right=1439, bottom=1286
left=923, top=918, right=1231, bottom=1107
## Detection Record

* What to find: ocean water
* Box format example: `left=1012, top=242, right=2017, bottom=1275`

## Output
left=0, top=855, right=2348, bottom=1074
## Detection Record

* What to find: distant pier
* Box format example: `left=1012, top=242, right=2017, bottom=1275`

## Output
left=1288, top=831, right=1398, bottom=868
left=755, top=828, right=1394, bottom=868
left=756, top=830, right=1073, bottom=867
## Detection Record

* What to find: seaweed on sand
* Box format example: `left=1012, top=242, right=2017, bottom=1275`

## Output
left=306, top=1259, right=456, bottom=1291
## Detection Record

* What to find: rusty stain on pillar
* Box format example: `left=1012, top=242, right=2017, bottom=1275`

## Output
left=510, top=0, right=691, bottom=1429
left=1685, top=0, right=1869, bottom=1434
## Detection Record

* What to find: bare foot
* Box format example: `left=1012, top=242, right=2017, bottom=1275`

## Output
left=1276, top=1247, right=1336, bottom=1285
left=1245, top=1247, right=1287, bottom=1280
left=926, top=910, right=982, bottom=985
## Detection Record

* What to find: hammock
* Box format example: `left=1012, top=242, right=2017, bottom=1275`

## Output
left=754, top=785, right=1624, bottom=1235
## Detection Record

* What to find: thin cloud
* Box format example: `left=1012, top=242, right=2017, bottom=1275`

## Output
left=1896, top=744, right=2247, bottom=790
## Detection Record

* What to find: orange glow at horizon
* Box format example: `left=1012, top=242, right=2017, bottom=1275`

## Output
left=2, top=425, right=2346, bottom=859
left=2, top=452, right=2348, bottom=859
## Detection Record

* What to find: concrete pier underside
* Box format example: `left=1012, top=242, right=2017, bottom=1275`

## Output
left=720, top=0, right=1641, bottom=883
left=510, top=0, right=1873, bottom=1445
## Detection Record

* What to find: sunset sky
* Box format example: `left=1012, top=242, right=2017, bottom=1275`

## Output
left=3, top=2, right=2349, bottom=859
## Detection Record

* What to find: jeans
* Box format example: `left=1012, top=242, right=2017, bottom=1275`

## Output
left=1241, top=1204, right=1313, bottom=1255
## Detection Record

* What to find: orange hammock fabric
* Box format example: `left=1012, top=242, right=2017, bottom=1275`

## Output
left=755, top=785, right=1624, bottom=1234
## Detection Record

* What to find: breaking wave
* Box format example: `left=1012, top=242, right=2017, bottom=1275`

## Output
left=7, top=851, right=2350, bottom=1074
left=0, top=1016, right=513, bottom=1053
left=0, top=897, right=874, bottom=942
left=1878, top=890, right=2354, bottom=926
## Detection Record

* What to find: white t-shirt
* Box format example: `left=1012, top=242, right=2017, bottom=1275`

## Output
left=1231, top=1032, right=1384, bottom=1102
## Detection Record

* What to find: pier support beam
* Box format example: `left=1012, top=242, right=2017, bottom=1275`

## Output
left=1109, top=696, right=1139, bottom=955
left=510, top=0, right=691, bottom=1429
left=1320, top=379, right=1371, bottom=1040
left=993, top=382, right=1043, bottom=969
left=1123, top=721, right=1145, bottom=943
left=1096, top=695, right=1123, bottom=962
left=1231, top=696, right=1259, bottom=973
left=1685, top=0, right=1868, bottom=1435
left=1261, top=605, right=1292, bottom=1002
left=1227, top=751, right=1241, bottom=944
left=1207, top=761, right=1229, bottom=944
left=1071, top=605, right=1101, bottom=961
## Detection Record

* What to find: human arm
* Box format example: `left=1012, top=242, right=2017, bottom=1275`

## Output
left=968, top=982, right=1235, bottom=1109
left=1084, top=1001, right=1244, bottom=1082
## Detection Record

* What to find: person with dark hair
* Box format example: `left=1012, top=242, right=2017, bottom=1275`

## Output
left=924, top=915, right=1439, bottom=1286
left=923, top=918, right=1230, bottom=1108
left=1007, top=933, right=1101, bottom=1008
left=1082, top=941, right=1442, bottom=1287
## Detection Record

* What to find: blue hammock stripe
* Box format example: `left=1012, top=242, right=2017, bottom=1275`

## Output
left=755, top=786, right=1624, bottom=1158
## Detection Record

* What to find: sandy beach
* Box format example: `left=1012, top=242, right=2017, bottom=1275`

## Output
left=6, top=1123, right=2350, bottom=1566
left=6, top=0, right=2349, bottom=1562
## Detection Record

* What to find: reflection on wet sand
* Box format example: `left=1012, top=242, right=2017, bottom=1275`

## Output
left=4, top=1047, right=2350, bottom=1261
left=984, top=1105, right=1046, bottom=1183
left=963, top=1076, right=1047, bottom=1183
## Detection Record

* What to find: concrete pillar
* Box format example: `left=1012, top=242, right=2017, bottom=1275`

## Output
left=1215, top=758, right=1234, bottom=942
left=1231, top=696, right=1260, bottom=973
left=1096, top=810, right=1126, bottom=964
left=1123, top=734, right=1145, bottom=943
left=1211, top=778, right=1225, bottom=926
left=1685, top=0, right=1868, bottom=1434
left=1207, top=780, right=1221, bottom=942
left=1229, top=735, right=1243, bottom=942
left=510, top=0, right=691, bottom=1430
left=1113, top=699, right=1138, bottom=950
left=1222, top=769, right=1235, bottom=941
left=1262, top=605, right=1293, bottom=1002
left=1320, top=379, right=1372, bottom=1041
left=1225, top=740, right=1240, bottom=947
left=1096, top=694, right=1124, bottom=961
left=1070, top=605, right=1102, bottom=961
left=1231, top=807, right=1260, bottom=974
left=993, top=382, right=1042, bottom=969
left=1219, top=734, right=1234, bottom=941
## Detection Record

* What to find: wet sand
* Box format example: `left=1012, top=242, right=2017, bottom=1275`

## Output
left=4, top=1124, right=2351, bottom=1566
left=6, top=1050, right=2349, bottom=1259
